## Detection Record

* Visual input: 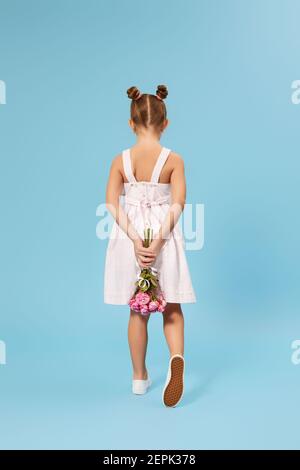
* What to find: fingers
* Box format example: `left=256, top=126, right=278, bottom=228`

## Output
left=137, top=253, right=156, bottom=262
left=138, top=255, right=153, bottom=264
left=137, top=256, right=153, bottom=268
left=138, top=262, right=152, bottom=268
left=135, top=246, right=157, bottom=269
left=136, top=248, right=156, bottom=257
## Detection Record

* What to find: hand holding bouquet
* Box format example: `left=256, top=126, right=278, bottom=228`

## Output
left=129, top=226, right=167, bottom=316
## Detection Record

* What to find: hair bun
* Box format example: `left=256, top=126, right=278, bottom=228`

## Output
left=127, top=86, right=142, bottom=100
left=156, top=84, right=168, bottom=100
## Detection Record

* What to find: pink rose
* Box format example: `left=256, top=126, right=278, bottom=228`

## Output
left=157, top=294, right=167, bottom=308
left=132, top=305, right=141, bottom=312
left=157, top=303, right=165, bottom=312
left=140, top=304, right=149, bottom=315
left=129, top=298, right=140, bottom=311
left=129, top=298, right=137, bottom=307
left=148, top=300, right=159, bottom=312
left=135, top=292, right=151, bottom=305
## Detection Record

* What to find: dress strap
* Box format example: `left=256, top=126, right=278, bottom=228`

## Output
left=122, top=149, right=136, bottom=183
left=150, top=147, right=171, bottom=183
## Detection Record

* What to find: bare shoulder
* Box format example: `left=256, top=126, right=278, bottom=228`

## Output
left=110, top=153, right=123, bottom=168
left=168, top=151, right=185, bottom=170
left=106, top=153, right=124, bottom=182
left=107, top=153, right=124, bottom=178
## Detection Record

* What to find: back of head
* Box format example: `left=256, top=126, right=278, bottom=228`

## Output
left=127, top=85, right=168, bottom=134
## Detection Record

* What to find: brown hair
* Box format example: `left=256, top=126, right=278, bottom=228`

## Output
left=126, top=85, right=168, bottom=133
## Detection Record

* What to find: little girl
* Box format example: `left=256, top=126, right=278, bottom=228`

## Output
left=104, top=85, right=196, bottom=407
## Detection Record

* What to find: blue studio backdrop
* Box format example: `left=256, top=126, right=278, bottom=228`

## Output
left=0, top=0, right=300, bottom=450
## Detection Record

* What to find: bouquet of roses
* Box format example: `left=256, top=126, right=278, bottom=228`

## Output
left=129, top=226, right=167, bottom=316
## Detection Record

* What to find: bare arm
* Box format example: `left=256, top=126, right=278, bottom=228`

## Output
left=150, top=153, right=186, bottom=253
left=105, top=156, right=156, bottom=267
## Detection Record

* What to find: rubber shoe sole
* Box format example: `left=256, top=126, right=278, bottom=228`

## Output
left=162, top=355, right=185, bottom=407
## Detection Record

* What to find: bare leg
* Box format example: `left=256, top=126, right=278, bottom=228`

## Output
left=163, top=302, right=184, bottom=357
left=128, top=309, right=150, bottom=379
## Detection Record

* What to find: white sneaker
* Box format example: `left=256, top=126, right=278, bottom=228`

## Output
left=162, top=354, right=185, bottom=407
left=132, top=376, right=152, bottom=395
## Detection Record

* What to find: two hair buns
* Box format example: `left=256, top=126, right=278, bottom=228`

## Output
left=127, top=85, right=168, bottom=100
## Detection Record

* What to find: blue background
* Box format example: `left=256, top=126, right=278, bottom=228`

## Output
left=0, top=0, right=300, bottom=450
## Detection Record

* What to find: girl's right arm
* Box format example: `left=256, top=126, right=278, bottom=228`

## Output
left=105, top=155, right=155, bottom=268
left=150, top=152, right=186, bottom=255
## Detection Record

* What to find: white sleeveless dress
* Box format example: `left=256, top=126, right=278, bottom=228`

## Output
left=104, top=146, right=196, bottom=305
